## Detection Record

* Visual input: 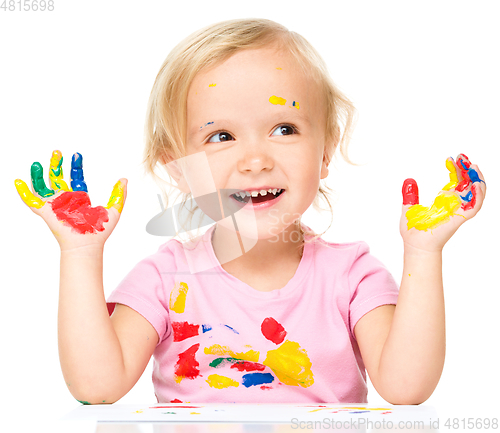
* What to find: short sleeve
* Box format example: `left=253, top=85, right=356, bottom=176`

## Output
left=348, top=242, right=399, bottom=339
left=106, top=254, right=171, bottom=346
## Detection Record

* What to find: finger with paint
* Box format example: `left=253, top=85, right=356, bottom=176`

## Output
left=31, top=161, right=55, bottom=198
left=14, top=178, right=46, bottom=209
left=49, top=150, right=71, bottom=192
left=403, top=154, right=486, bottom=231
left=105, top=180, right=126, bottom=213
left=70, top=152, right=88, bottom=192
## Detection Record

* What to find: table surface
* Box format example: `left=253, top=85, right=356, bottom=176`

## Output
left=59, top=403, right=440, bottom=432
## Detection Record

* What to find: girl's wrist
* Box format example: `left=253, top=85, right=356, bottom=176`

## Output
left=403, top=242, right=443, bottom=258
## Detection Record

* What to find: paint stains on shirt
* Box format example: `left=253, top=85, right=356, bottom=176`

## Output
left=50, top=191, right=109, bottom=234
left=241, top=372, right=274, bottom=388
left=172, top=321, right=200, bottom=342
left=206, top=374, right=239, bottom=389
left=174, top=343, right=201, bottom=383
left=261, top=317, right=287, bottom=344
left=263, top=340, right=314, bottom=388
left=204, top=344, right=259, bottom=362
left=169, top=282, right=189, bottom=313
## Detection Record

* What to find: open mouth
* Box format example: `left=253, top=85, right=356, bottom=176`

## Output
left=231, top=189, right=285, bottom=204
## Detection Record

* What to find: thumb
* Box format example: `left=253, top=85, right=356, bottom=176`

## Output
left=402, top=178, right=419, bottom=206
left=105, top=178, right=127, bottom=213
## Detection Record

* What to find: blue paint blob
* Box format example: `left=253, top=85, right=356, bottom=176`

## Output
left=460, top=191, right=473, bottom=202
left=202, top=324, right=212, bottom=333
left=349, top=411, right=370, bottom=414
left=241, top=372, right=274, bottom=388
left=221, top=324, right=239, bottom=334
left=70, top=152, right=88, bottom=192
left=460, top=160, right=468, bottom=170
left=468, top=169, right=485, bottom=184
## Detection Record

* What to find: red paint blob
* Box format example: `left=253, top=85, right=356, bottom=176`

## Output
left=456, top=155, right=472, bottom=192
left=51, top=191, right=108, bottom=234
left=402, top=178, right=419, bottom=205
left=174, top=343, right=201, bottom=381
left=260, top=385, right=272, bottom=390
left=172, top=321, right=200, bottom=342
left=170, top=399, right=183, bottom=403
left=261, top=317, right=287, bottom=344
left=230, top=361, right=266, bottom=372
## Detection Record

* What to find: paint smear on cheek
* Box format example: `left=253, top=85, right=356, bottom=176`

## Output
left=174, top=343, right=201, bottom=383
left=50, top=191, right=109, bottom=234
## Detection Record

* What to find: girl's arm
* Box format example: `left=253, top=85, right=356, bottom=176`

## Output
left=354, top=154, right=485, bottom=404
left=15, top=151, right=157, bottom=404
left=59, top=246, right=158, bottom=404
left=354, top=249, right=444, bottom=404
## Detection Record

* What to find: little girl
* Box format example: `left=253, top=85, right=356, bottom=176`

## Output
left=14, top=18, right=486, bottom=405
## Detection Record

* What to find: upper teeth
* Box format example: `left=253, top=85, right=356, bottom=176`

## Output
left=234, top=188, right=282, bottom=198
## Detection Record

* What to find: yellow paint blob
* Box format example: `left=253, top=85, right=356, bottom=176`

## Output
left=49, top=150, right=71, bottom=191
left=14, top=179, right=45, bottom=209
left=269, top=95, right=286, bottom=105
left=169, top=282, right=189, bottom=313
left=204, top=344, right=259, bottom=362
left=406, top=192, right=461, bottom=231
left=209, top=83, right=216, bottom=87
left=442, top=158, right=459, bottom=191
left=105, top=180, right=125, bottom=213
left=206, top=374, right=239, bottom=389
left=263, top=340, right=314, bottom=388
left=276, top=67, right=282, bottom=70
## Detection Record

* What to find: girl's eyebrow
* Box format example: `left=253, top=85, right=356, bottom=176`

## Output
left=190, top=112, right=311, bottom=136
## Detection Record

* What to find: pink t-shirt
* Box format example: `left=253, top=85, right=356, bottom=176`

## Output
left=107, top=223, right=399, bottom=403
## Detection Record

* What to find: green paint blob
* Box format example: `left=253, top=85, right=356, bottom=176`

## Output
left=31, top=162, right=54, bottom=197
left=209, top=357, right=239, bottom=368
left=51, top=156, right=63, bottom=177
left=77, top=400, right=91, bottom=405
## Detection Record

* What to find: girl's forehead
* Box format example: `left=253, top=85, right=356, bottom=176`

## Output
left=189, top=48, right=313, bottom=93
left=187, top=48, right=322, bottom=119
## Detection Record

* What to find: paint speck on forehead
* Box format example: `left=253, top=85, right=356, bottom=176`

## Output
left=209, top=83, right=216, bottom=87
left=276, top=67, right=282, bottom=70
left=200, top=121, right=214, bottom=130
left=269, top=95, right=286, bottom=105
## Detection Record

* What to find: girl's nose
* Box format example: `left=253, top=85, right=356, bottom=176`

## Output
left=236, top=141, right=275, bottom=173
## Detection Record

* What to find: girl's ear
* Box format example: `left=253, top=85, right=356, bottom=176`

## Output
left=161, top=155, right=191, bottom=194
left=320, top=149, right=331, bottom=180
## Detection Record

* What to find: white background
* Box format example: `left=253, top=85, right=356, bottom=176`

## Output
left=1, top=0, right=499, bottom=431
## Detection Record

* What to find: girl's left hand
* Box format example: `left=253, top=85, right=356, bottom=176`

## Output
left=400, top=153, right=486, bottom=253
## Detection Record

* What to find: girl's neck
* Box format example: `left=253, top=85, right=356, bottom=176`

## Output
left=211, top=222, right=304, bottom=271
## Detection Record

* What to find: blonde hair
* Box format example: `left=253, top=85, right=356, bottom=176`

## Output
left=143, top=18, right=357, bottom=250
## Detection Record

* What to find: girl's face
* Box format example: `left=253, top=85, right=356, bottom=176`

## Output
left=184, top=47, right=329, bottom=239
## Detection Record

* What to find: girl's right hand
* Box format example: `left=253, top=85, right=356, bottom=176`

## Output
left=14, top=150, right=127, bottom=252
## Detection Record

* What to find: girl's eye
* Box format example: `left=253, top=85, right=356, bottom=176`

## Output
left=272, top=125, right=297, bottom=136
left=208, top=132, right=234, bottom=143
